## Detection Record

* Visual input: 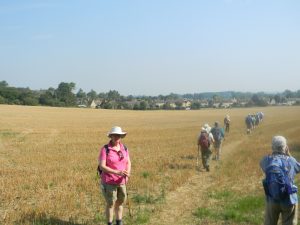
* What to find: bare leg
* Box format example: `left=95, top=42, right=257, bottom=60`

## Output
left=106, top=203, right=115, bottom=223
left=114, top=200, right=124, bottom=221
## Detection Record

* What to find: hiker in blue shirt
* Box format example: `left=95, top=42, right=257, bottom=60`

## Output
left=260, top=136, right=300, bottom=225
left=210, top=121, right=225, bottom=160
left=245, top=114, right=253, bottom=134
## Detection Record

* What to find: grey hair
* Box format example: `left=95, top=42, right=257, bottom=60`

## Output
left=272, top=136, right=287, bottom=153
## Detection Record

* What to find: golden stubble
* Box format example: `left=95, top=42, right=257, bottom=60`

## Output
left=0, top=105, right=300, bottom=224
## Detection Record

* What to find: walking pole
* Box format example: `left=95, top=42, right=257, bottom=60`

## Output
left=126, top=180, right=133, bottom=217
left=196, top=145, right=199, bottom=168
left=126, top=189, right=133, bottom=217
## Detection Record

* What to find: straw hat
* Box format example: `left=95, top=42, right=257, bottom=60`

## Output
left=107, top=126, right=127, bottom=138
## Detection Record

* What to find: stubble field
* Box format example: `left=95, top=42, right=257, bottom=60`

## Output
left=1, top=105, right=300, bottom=225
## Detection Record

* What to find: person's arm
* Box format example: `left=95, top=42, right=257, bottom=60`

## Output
left=285, top=145, right=291, bottom=156
left=100, top=159, right=124, bottom=176
left=126, top=155, right=131, bottom=177
left=260, top=157, right=267, bottom=174
left=99, top=148, right=126, bottom=176
left=286, top=146, right=300, bottom=174
left=209, top=133, right=215, bottom=143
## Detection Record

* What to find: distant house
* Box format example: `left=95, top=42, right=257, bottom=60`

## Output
left=89, top=99, right=103, bottom=108
left=182, top=99, right=191, bottom=109
left=221, top=102, right=232, bottom=108
left=200, top=101, right=209, bottom=107
left=90, top=100, right=97, bottom=109
left=155, top=102, right=164, bottom=109
left=170, top=103, right=176, bottom=108
left=269, top=98, right=276, bottom=105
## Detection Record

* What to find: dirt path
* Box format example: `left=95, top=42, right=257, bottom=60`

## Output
left=147, top=139, right=243, bottom=225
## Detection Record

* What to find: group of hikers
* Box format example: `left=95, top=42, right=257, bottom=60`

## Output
left=98, top=112, right=300, bottom=225
left=197, top=120, right=225, bottom=171
left=245, top=111, right=264, bottom=134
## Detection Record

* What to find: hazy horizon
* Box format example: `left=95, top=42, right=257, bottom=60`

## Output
left=1, top=1, right=299, bottom=95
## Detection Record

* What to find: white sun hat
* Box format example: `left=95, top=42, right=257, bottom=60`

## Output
left=107, top=126, right=127, bottom=138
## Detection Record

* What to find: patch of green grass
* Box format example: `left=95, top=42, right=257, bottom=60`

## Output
left=125, top=208, right=151, bottom=225
left=132, top=193, right=156, bottom=204
left=135, top=210, right=151, bottom=224
left=0, top=130, right=19, bottom=138
left=194, top=191, right=265, bottom=224
left=141, top=171, right=150, bottom=178
left=193, top=208, right=212, bottom=219
left=208, top=190, right=233, bottom=200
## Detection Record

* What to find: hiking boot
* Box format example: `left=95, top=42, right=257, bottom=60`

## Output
left=206, top=166, right=210, bottom=172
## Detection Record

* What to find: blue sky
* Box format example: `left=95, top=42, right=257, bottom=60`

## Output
left=0, top=0, right=299, bottom=95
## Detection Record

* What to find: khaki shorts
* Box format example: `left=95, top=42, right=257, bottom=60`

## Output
left=101, top=183, right=127, bottom=206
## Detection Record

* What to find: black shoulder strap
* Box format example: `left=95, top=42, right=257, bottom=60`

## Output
left=104, top=144, right=109, bottom=155
left=104, top=144, right=127, bottom=155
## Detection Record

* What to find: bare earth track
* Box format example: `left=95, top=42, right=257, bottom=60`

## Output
left=147, top=139, right=243, bottom=225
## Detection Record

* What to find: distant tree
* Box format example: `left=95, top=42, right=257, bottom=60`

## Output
left=191, top=102, right=201, bottom=109
left=76, top=88, right=87, bottom=105
left=163, top=102, right=173, bottom=110
left=76, top=89, right=86, bottom=98
left=0, top=86, right=20, bottom=103
left=101, top=101, right=113, bottom=109
left=251, top=94, right=268, bottom=106
left=274, top=94, right=281, bottom=103
left=87, top=89, right=97, bottom=101
left=139, top=101, right=148, bottom=110
left=19, top=88, right=39, bottom=105
left=39, top=88, right=58, bottom=106
left=55, top=82, right=76, bottom=106
left=0, top=95, right=5, bottom=104
left=283, top=89, right=294, bottom=98
left=175, top=101, right=182, bottom=109
left=98, top=92, right=107, bottom=99
left=107, top=90, right=121, bottom=101
left=133, top=103, right=140, bottom=110
left=0, top=80, right=8, bottom=87
left=208, top=99, right=214, bottom=108
left=212, top=95, right=219, bottom=103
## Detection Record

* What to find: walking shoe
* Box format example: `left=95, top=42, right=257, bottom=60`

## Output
left=206, top=166, right=210, bottom=172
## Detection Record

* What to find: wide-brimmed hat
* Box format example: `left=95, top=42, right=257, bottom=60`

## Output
left=107, top=126, right=127, bottom=138
left=201, top=127, right=207, bottom=132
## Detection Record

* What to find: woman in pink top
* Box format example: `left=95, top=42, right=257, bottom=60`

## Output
left=98, top=126, right=131, bottom=225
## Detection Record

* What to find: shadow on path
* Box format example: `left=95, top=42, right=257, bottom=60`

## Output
left=16, top=212, right=86, bottom=225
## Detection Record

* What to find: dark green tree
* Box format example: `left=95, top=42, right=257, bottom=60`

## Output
left=55, top=82, right=76, bottom=106
left=87, top=89, right=97, bottom=101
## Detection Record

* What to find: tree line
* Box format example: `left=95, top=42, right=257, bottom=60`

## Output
left=0, top=80, right=299, bottom=109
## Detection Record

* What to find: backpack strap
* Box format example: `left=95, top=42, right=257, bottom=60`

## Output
left=104, top=144, right=127, bottom=156
left=104, top=144, right=110, bottom=155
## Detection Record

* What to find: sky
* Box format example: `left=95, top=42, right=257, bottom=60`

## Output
left=0, top=0, right=299, bottom=96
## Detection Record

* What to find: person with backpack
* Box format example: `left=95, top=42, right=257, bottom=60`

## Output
left=98, top=126, right=131, bottom=225
left=224, top=115, right=230, bottom=133
left=245, top=114, right=253, bottom=134
left=197, top=126, right=214, bottom=171
left=260, top=136, right=300, bottom=225
left=210, top=121, right=225, bottom=160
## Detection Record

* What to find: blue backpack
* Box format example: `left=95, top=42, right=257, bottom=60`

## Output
left=212, top=128, right=222, bottom=142
left=263, top=156, right=297, bottom=201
